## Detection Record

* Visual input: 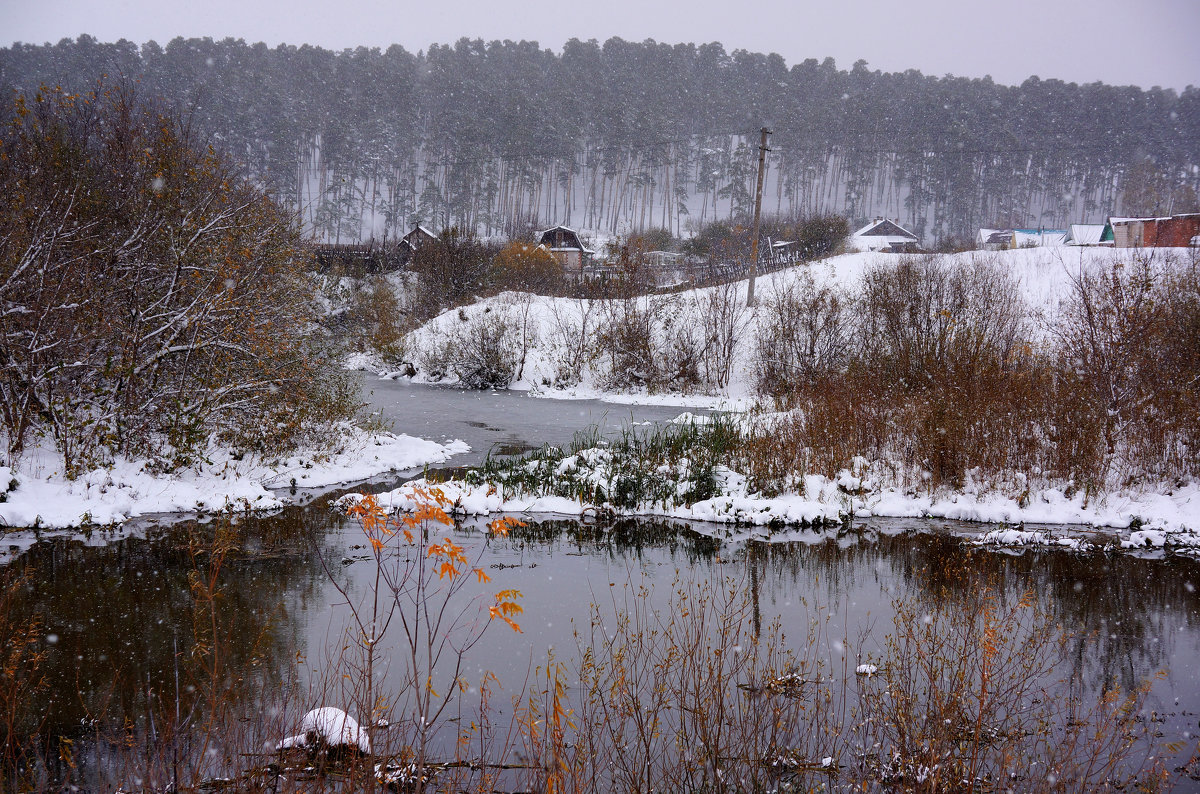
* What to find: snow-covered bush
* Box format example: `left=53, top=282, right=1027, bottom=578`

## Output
left=596, top=297, right=660, bottom=390
left=697, top=280, right=749, bottom=390
left=544, top=297, right=598, bottom=387
left=416, top=306, right=522, bottom=389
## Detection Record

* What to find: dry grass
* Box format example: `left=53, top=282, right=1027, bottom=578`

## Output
left=754, top=250, right=1200, bottom=493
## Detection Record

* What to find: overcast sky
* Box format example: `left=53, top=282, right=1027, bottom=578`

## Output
left=3, top=0, right=1197, bottom=91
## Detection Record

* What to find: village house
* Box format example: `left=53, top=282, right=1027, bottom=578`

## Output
left=398, top=225, right=438, bottom=266
left=1107, top=213, right=1200, bottom=248
left=537, top=225, right=594, bottom=277
left=977, top=228, right=1013, bottom=250
left=848, top=218, right=921, bottom=253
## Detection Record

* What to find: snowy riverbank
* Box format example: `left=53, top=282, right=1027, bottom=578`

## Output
left=338, top=246, right=1200, bottom=552
left=348, top=426, right=1200, bottom=555
left=0, top=426, right=468, bottom=530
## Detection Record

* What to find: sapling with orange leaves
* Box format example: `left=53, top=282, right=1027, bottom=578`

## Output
left=327, top=488, right=525, bottom=783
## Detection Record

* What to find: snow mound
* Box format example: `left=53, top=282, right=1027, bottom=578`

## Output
left=278, top=707, right=371, bottom=754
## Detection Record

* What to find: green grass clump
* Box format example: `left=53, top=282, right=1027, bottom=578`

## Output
left=468, top=416, right=751, bottom=512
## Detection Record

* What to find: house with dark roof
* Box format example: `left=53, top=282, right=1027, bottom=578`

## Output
left=537, top=225, right=594, bottom=276
left=398, top=225, right=438, bottom=266
left=977, top=228, right=1013, bottom=250
left=849, top=218, right=921, bottom=253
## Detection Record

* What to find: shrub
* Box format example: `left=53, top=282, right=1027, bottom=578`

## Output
left=857, top=253, right=1026, bottom=388
left=754, top=272, right=849, bottom=396
left=416, top=306, right=522, bottom=389
left=596, top=298, right=660, bottom=390
left=792, top=214, right=849, bottom=260
left=490, top=241, right=564, bottom=295
left=545, top=297, right=597, bottom=387
left=346, top=275, right=410, bottom=364
left=409, top=227, right=498, bottom=317
left=698, top=280, right=749, bottom=389
left=1053, top=251, right=1200, bottom=484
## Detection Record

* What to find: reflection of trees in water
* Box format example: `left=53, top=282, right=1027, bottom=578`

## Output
left=13, top=505, right=332, bottom=744
left=509, top=516, right=1199, bottom=707
left=1012, top=550, right=1198, bottom=694
left=10, top=506, right=1196, bottom=783
left=501, top=517, right=722, bottom=564
left=747, top=526, right=1199, bottom=698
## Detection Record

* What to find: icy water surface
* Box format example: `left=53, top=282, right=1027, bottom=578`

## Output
left=357, top=374, right=707, bottom=468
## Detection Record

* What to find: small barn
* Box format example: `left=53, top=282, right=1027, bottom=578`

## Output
left=398, top=225, right=438, bottom=266
left=537, top=225, right=594, bottom=276
left=849, top=218, right=921, bottom=253
left=1109, top=214, right=1200, bottom=248
left=978, top=229, right=1013, bottom=250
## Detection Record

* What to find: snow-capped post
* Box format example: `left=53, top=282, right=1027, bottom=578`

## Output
left=746, top=126, right=772, bottom=308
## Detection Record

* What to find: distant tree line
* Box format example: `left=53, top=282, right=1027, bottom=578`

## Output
left=2, top=36, right=1197, bottom=242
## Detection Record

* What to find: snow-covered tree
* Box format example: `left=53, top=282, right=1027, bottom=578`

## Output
left=0, top=86, right=355, bottom=472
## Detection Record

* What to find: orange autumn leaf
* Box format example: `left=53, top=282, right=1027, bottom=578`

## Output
left=488, top=603, right=523, bottom=633
left=412, top=503, right=452, bottom=527
left=487, top=516, right=526, bottom=537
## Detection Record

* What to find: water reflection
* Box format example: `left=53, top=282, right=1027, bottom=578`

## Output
left=8, top=506, right=1200, bottom=786
left=15, top=507, right=332, bottom=743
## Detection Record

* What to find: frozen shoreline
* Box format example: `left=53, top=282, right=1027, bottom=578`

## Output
left=346, top=449, right=1200, bottom=556
left=0, top=426, right=469, bottom=531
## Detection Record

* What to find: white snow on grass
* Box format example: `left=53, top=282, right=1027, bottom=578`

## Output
left=0, top=426, right=468, bottom=530
left=278, top=707, right=371, bottom=754
left=340, top=420, right=1199, bottom=553
left=355, top=470, right=1198, bottom=541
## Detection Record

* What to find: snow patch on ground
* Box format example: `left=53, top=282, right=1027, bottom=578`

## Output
left=278, top=707, right=371, bottom=754
left=0, top=427, right=469, bottom=531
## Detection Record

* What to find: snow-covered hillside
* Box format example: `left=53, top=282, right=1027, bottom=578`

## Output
left=381, top=246, right=1163, bottom=404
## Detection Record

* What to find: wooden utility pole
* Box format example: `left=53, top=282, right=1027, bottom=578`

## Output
left=746, top=127, right=772, bottom=307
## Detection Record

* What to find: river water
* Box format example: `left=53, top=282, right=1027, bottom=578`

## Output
left=9, top=381, right=1200, bottom=789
